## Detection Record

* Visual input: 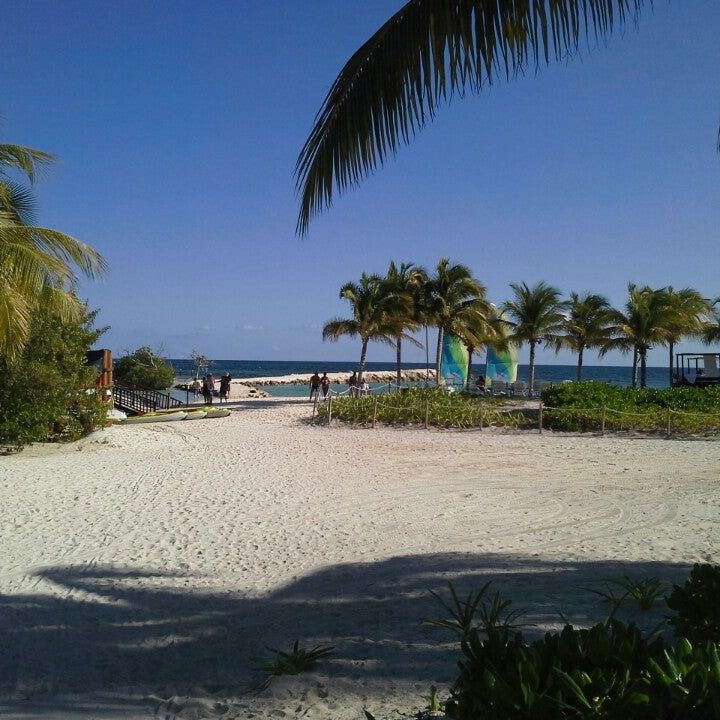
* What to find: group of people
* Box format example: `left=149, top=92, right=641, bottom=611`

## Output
left=191, top=373, right=232, bottom=404
left=309, top=372, right=331, bottom=401
left=309, top=371, right=370, bottom=400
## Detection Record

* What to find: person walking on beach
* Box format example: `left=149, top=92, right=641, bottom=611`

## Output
left=320, top=372, right=330, bottom=399
left=219, top=373, right=231, bottom=403
left=309, top=371, right=321, bottom=401
left=348, top=371, right=358, bottom=397
left=201, top=375, right=213, bottom=404
left=191, top=377, right=201, bottom=398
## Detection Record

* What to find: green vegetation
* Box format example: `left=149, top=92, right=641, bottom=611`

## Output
left=317, top=388, right=529, bottom=429
left=253, top=640, right=334, bottom=688
left=667, top=564, right=720, bottom=645
left=586, top=576, right=667, bottom=613
left=0, top=141, right=105, bottom=359
left=0, top=305, right=108, bottom=450
left=114, top=347, right=175, bottom=390
left=541, top=382, right=720, bottom=434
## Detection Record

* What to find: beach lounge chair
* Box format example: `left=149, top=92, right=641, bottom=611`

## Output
left=533, top=380, right=551, bottom=397
left=510, top=381, right=526, bottom=397
left=490, top=379, right=507, bottom=396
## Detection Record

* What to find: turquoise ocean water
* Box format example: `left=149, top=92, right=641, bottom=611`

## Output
left=168, top=359, right=671, bottom=398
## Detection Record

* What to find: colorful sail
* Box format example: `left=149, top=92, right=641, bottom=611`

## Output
left=485, top=346, right=518, bottom=385
left=440, top=334, right=469, bottom=387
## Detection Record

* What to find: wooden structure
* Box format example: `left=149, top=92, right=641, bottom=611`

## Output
left=85, top=349, right=113, bottom=387
left=673, top=352, right=720, bottom=388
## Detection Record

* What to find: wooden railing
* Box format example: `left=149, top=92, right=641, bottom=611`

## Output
left=112, top=383, right=184, bottom=415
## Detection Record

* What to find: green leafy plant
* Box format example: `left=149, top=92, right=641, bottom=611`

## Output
left=114, top=346, right=175, bottom=390
left=423, top=581, right=492, bottom=637
left=587, top=576, right=666, bottom=613
left=0, top=305, right=108, bottom=449
left=422, top=685, right=444, bottom=715
left=253, top=640, right=334, bottom=680
left=667, top=564, right=720, bottom=644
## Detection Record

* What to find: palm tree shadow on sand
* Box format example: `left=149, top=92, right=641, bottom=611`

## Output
left=0, top=553, right=692, bottom=717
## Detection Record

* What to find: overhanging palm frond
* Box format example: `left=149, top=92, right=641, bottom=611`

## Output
left=295, top=0, right=646, bottom=234
left=0, top=179, right=37, bottom=225
left=0, top=144, right=55, bottom=183
left=322, top=318, right=360, bottom=341
left=0, top=224, right=106, bottom=279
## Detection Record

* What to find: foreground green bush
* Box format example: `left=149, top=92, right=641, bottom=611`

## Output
left=541, top=382, right=720, bottom=434
left=667, top=564, right=720, bottom=645
left=114, top=346, right=175, bottom=390
left=317, top=387, right=529, bottom=429
left=0, top=307, right=108, bottom=450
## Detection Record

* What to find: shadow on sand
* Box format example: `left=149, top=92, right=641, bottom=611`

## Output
left=0, top=553, right=691, bottom=717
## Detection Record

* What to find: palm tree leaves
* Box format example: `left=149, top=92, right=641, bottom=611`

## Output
left=0, top=140, right=105, bottom=360
left=295, top=0, right=647, bottom=234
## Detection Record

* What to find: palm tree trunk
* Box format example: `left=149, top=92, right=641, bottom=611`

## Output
left=631, top=346, right=638, bottom=387
left=466, top=347, right=473, bottom=391
left=528, top=340, right=536, bottom=393
left=668, top=341, right=674, bottom=387
left=640, top=348, right=648, bottom=388
left=435, top=326, right=444, bottom=386
left=425, top=325, right=430, bottom=386
left=396, top=336, right=402, bottom=388
left=576, top=346, right=584, bottom=381
left=358, top=338, right=369, bottom=384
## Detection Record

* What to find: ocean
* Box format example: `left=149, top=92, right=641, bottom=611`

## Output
left=167, top=359, right=671, bottom=397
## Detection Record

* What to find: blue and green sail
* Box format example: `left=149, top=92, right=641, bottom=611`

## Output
left=440, top=334, right=469, bottom=386
left=485, top=345, right=518, bottom=386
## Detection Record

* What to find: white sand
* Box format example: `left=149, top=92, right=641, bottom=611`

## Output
left=1, top=399, right=718, bottom=719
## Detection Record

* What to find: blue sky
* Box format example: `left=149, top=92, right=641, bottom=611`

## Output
left=4, top=1, right=719, bottom=366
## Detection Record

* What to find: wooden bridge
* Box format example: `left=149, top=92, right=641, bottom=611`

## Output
left=112, top=383, right=184, bottom=415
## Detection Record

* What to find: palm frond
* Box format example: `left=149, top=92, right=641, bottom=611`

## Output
left=322, top=318, right=360, bottom=341
left=296, top=0, right=646, bottom=234
left=0, top=180, right=38, bottom=225
left=0, top=144, right=56, bottom=183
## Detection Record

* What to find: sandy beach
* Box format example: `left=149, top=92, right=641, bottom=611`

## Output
left=1, top=397, right=718, bottom=719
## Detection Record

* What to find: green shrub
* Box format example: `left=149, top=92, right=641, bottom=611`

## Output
left=0, top=306, right=108, bottom=450
left=447, top=616, right=720, bottom=720
left=540, top=382, right=720, bottom=434
left=114, top=346, right=175, bottom=390
left=666, top=564, right=720, bottom=645
left=317, top=388, right=531, bottom=429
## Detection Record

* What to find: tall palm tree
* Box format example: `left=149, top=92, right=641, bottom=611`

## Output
left=0, top=142, right=105, bottom=359
left=503, top=282, right=566, bottom=393
left=423, top=258, right=486, bottom=385
left=322, top=273, right=405, bottom=383
left=603, top=284, right=674, bottom=388
left=662, top=287, right=712, bottom=386
left=562, top=292, right=613, bottom=381
left=294, top=1, right=674, bottom=235
left=384, top=261, right=427, bottom=387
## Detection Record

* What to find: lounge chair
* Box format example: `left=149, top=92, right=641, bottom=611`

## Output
left=510, top=381, right=526, bottom=397
left=490, top=379, right=507, bottom=396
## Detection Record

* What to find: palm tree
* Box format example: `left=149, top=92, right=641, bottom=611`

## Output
left=423, top=258, right=486, bottom=385
left=322, top=273, right=405, bottom=383
left=1, top=142, right=105, bottom=359
left=661, top=287, right=712, bottom=386
left=604, top=284, right=674, bottom=388
left=450, top=302, right=509, bottom=390
left=384, top=261, right=427, bottom=387
left=503, top=282, right=566, bottom=393
left=294, top=1, right=676, bottom=235
left=562, top=292, right=613, bottom=381
left=703, top=299, right=720, bottom=345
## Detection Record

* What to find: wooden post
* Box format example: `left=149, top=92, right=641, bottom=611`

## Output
left=425, top=399, right=430, bottom=429
left=666, top=408, right=672, bottom=439
left=328, top=394, right=333, bottom=425
left=601, top=407, right=606, bottom=437
left=479, top=403, right=483, bottom=431
left=372, top=396, right=378, bottom=429
left=538, top=401, right=543, bottom=434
